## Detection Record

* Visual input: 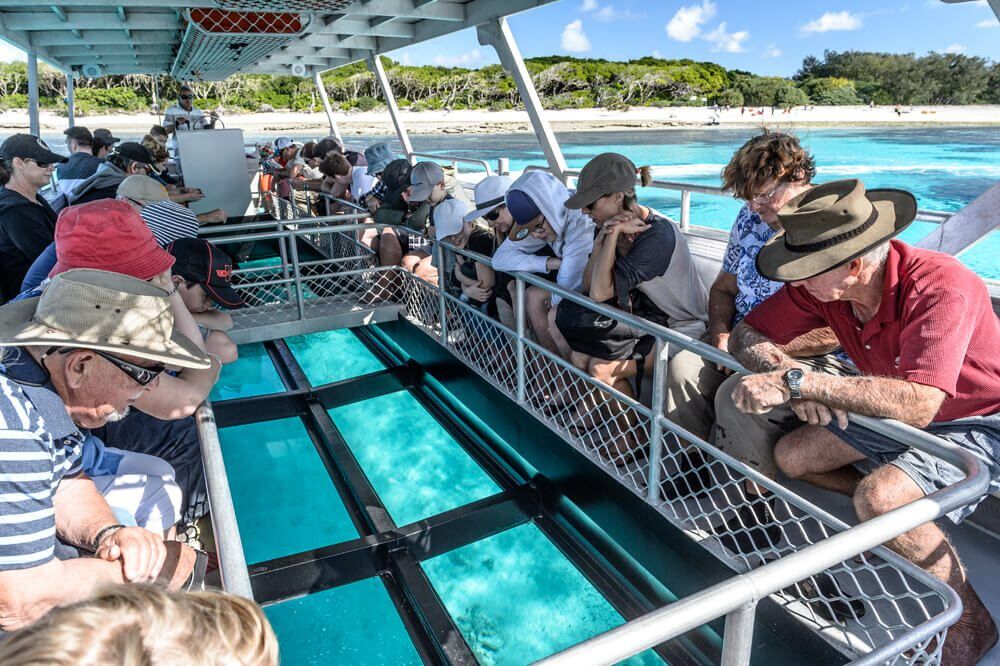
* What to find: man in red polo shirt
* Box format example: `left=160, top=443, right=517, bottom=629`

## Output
left=728, top=179, right=1000, bottom=665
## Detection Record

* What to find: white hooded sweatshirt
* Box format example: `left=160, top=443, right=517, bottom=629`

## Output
left=492, top=171, right=594, bottom=303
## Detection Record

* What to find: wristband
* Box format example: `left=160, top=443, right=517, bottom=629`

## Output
left=206, top=352, right=223, bottom=367
left=92, top=523, right=127, bottom=553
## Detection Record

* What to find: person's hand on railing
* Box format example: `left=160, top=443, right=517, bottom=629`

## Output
left=791, top=399, right=849, bottom=429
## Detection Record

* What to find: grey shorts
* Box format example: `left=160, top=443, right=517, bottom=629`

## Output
left=826, top=414, right=1000, bottom=524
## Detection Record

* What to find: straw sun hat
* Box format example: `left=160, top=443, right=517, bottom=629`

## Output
left=0, top=269, right=210, bottom=369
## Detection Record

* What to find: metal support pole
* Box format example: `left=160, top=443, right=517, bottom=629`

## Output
left=680, top=190, right=691, bottom=231
left=65, top=71, right=75, bottom=128
left=435, top=243, right=448, bottom=344
left=477, top=18, right=568, bottom=182
left=498, top=157, right=510, bottom=175
left=288, top=235, right=306, bottom=321
left=151, top=76, right=161, bottom=124
left=515, top=277, right=526, bottom=404
left=314, top=70, right=343, bottom=143
left=720, top=602, right=756, bottom=666
left=645, top=338, right=669, bottom=500
left=27, top=52, right=39, bottom=136
left=367, top=55, right=413, bottom=160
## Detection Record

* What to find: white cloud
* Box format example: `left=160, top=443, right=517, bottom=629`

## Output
left=943, top=43, right=967, bottom=53
left=580, top=0, right=599, bottom=11
left=593, top=5, right=643, bottom=21
left=561, top=20, right=592, bottom=52
left=976, top=18, right=998, bottom=28
left=666, top=0, right=717, bottom=42
left=763, top=44, right=783, bottom=58
left=704, top=22, right=749, bottom=52
left=0, top=39, right=26, bottom=63
left=801, top=11, right=863, bottom=33
left=433, top=48, right=483, bottom=67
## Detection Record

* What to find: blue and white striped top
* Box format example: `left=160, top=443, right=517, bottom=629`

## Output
left=0, top=349, right=85, bottom=570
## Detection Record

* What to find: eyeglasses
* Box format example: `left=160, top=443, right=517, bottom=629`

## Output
left=47, top=346, right=166, bottom=386
left=582, top=193, right=611, bottom=213
left=180, top=95, right=194, bottom=100
left=484, top=205, right=504, bottom=223
left=749, top=183, right=784, bottom=204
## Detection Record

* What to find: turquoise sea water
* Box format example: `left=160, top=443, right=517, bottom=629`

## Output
left=345, top=127, right=1000, bottom=280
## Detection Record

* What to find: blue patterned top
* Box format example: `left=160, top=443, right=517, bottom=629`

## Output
left=722, top=205, right=784, bottom=324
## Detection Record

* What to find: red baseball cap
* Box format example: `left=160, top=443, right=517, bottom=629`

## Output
left=49, top=199, right=175, bottom=280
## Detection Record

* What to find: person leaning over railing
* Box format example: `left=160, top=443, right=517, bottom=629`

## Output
left=433, top=198, right=499, bottom=319
left=554, top=153, right=708, bottom=460
left=0, top=584, right=277, bottom=666
left=664, top=132, right=853, bottom=501
left=358, top=142, right=397, bottom=215
left=65, top=142, right=159, bottom=210
left=729, top=179, right=1000, bottom=666
left=492, top=170, right=595, bottom=357
left=464, top=175, right=523, bottom=329
left=0, top=269, right=210, bottom=631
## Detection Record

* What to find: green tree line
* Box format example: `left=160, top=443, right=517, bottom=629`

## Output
left=1, top=50, right=996, bottom=115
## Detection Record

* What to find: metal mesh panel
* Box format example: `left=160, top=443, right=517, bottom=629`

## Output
left=171, top=9, right=309, bottom=81
left=396, top=257, right=952, bottom=664
left=215, top=0, right=356, bottom=10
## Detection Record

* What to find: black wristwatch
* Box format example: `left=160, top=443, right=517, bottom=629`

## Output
left=783, top=368, right=804, bottom=400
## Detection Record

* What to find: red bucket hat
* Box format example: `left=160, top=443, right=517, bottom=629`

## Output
left=49, top=199, right=175, bottom=280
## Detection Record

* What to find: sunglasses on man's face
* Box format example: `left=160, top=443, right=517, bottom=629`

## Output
left=48, top=346, right=166, bottom=386
left=180, top=94, right=194, bottom=100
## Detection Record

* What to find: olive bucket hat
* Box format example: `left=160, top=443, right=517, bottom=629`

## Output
left=755, top=179, right=917, bottom=282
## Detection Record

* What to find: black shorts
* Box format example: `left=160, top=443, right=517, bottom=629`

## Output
left=555, top=299, right=654, bottom=361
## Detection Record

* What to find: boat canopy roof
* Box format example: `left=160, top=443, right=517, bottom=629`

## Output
left=0, top=0, right=554, bottom=80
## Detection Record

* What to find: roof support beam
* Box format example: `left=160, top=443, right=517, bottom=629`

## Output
left=337, top=0, right=464, bottom=21
left=116, top=7, right=133, bottom=41
left=367, top=54, right=413, bottom=159
left=65, top=69, right=74, bottom=128
left=477, top=16, right=566, bottom=181
left=30, top=30, right=177, bottom=46
left=27, top=51, right=39, bottom=136
left=2, top=11, right=182, bottom=31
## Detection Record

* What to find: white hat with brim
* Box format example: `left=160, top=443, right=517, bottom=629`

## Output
left=464, top=175, right=512, bottom=223
left=0, top=269, right=210, bottom=369
left=434, top=198, right=471, bottom=240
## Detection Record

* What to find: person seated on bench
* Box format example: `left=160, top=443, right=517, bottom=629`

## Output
left=730, top=179, right=1000, bottom=665
left=492, top=170, right=594, bottom=357
left=555, top=153, right=707, bottom=461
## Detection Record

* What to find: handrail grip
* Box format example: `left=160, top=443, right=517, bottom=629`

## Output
left=194, top=402, right=253, bottom=599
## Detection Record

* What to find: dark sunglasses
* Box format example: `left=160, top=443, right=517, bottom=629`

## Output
left=25, top=158, right=54, bottom=169
left=484, top=206, right=504, bottom=223
left=180, top=94, right=194, bottom=100
left=582, top=193, right=612, bottom=213
left=47, top=346, right=166, bottom=386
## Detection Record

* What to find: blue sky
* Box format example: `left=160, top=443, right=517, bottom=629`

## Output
left=392, top=0, right=999, bottom=76
left=0, top=0, right=995, bottom=75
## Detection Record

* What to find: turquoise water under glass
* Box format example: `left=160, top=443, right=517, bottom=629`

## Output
left=216, top=336, right=683, bottom=664
left=210, top=342, right=285, bottom=402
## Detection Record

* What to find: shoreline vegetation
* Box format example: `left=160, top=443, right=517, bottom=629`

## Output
left=2, top=49, right=997, bottom=135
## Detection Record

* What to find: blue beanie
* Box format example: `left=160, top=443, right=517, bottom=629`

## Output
left=506, top=189, right=541, bottom=227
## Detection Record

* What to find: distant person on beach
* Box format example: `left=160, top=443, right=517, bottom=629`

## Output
left=164, top=85, right=218, bottom=134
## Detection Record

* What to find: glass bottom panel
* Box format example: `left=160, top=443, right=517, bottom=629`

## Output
left=265, top=577, right=420, bottom=666
left=218, top=417, right=358, bottom=563
left=210, top=342, right=285, bottom=402
left=423, top=523, right=663, bottom=665
left=329, top=390, right=501, bottom=526
left=286, top=329, right=385, bottom=386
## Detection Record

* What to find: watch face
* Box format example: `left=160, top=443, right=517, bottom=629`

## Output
left=788, top=369, right=804, bottom=380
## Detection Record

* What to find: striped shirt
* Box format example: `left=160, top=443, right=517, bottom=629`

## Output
left=0, top=348, right=85, bottom=570
left=141, top=201, right=200, bottom=246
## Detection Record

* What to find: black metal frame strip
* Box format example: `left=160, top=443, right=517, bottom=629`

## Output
left=261, top=339, right=478, bottom=665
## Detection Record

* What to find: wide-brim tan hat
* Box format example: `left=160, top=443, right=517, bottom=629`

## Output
left=0, top=269, right=210, bottom=369
left=756, top=179, right=917, bottom=282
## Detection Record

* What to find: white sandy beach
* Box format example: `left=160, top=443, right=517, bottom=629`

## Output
left=2, top=105, right=997, bottom=136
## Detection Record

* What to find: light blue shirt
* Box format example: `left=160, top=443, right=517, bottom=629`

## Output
left=721, top=205, right=784, bottom=324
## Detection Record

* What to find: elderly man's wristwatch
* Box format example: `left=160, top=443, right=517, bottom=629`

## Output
left=783, top=368, right=804, bottom=400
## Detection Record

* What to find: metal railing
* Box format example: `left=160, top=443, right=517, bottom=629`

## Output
left=409, top=150, right=495, bottom=177
left=209, top=218, right=986, bottom=663
left=522, top=164, right=953, bottom=232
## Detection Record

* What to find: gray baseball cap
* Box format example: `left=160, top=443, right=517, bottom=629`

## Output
left=409, top=161, right=444, bottom=203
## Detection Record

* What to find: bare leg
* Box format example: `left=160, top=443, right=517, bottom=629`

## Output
left=547, top=305, right=573, bottom=360
left=854, top=465, right=998, bottom=665
left=525, top=286, right=558, bottom=354
left=773, top=425, right=866, bottom=496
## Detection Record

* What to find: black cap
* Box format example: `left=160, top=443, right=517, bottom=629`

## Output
left=92, top=128, right=121, bottom=150
left=114, top=142, right=158, bottom=166
left=380, top=158, right=412, bottom=206
left=0, top=134, right=68, bottom=165
left=63, top=126, right=94, bottom=146
left=167, top=238, right=245, bottom=309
